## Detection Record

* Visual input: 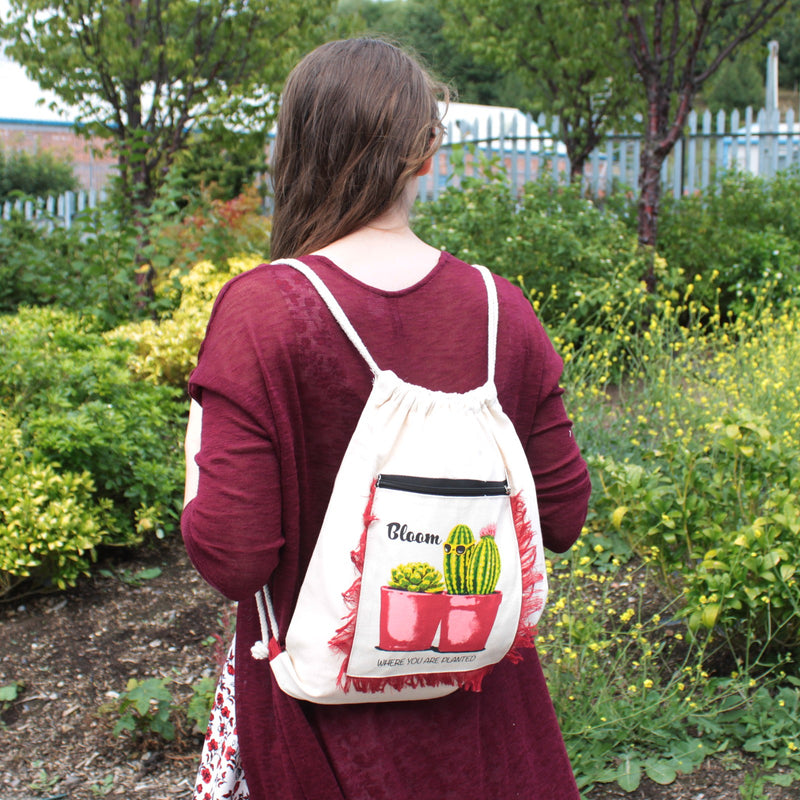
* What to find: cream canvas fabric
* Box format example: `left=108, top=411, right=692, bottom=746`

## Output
left=251, top=259, right=548, bottom=704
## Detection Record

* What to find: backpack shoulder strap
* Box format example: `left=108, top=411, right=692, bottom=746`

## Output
left=272, top=258, right=499, bottom=387
left=472, top=264, right=498, bottom=387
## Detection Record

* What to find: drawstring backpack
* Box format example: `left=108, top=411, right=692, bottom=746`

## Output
left=251, top=258, right=548, bottom=703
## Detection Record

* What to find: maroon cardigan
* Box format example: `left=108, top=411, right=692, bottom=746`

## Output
left=182, top=252, right=591, bottom=799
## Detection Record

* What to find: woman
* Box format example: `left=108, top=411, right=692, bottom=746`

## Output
left=183, top=38, right=591, bottom=799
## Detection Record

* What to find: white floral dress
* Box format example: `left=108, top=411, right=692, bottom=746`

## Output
left=192, top=641, right=250, bottom=800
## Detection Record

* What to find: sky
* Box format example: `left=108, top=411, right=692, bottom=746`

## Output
left=0, top=0, right=78, bottom=123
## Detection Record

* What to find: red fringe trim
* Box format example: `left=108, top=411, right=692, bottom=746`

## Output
left=328, top=479, right=377, bottom=689
left=343, top=664, right=495, bottom=695
left=507, top=492, right=547, bottom=663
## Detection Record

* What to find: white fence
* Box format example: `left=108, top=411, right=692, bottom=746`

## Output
left=1, top=188, right=107, bottom=228
left=418, top=106, right=800, bottom=201
left=3, top=106, right=799, bottom=227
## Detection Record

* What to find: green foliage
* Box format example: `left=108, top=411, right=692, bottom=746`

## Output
left=2, top=0, right=335, bottom=212
left=415, top=170, right=645, bottom=294
left=703, top=54, right=765, bottom=112
left=112, top=674, right=217, bottom=743
left=0, top=148, right=78, bottom=201
left=656, top=171, right=800, bottom=318
left=107, top=256, right=261, bottom=387
left=0, top=307, right=184, bottom=561
left=774, top=0, right=800, bottom=88
left=343, top=0, right=517, bottom=105
left=543, top=552, right=746, bottom=793
left=0, top=202, right=147, bottom=325
left=582, top=285, right=800, bottom=657
left=618, top=0, right=788, bottom=253
left=98, top=565, right=163, bottom=587
left=0, top=182, right=268, bottom=325
left=388, top=562, right=444, bottom=593
left=113, top=677, right=176, bottom=741
left=0, top=410, right=111, bottom=596
left=437, top=0, right=638, bottom=176
left=168, top=124, right=269, bottom=203
left=186, top=676, right=216, bottom=733
left=0, top=680, right=23, bottom=721
left=141, top=186, right=270, bottom=297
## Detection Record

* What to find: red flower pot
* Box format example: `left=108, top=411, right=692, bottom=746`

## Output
left=438, top=592, right=503, bottom=653
left=378, top=587, right=446, bottom=651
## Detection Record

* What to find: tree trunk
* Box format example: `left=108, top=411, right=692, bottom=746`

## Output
left=637, top=138, right=663, bottom=292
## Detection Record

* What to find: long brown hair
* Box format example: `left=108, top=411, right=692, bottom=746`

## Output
left=270, top=38, right=448, bottom=260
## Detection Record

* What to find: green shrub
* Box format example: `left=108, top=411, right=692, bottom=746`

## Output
left=0, top=307, right=184, bottom=551
left=0, top=212, right=64, bottom=312
left=0, top=204, right=145, bottom=326
left=657, top=171, right=800, bottom=316
left=111, top=674, right=216, bottom=742
left=107, top=256, right=260, bottom=386
left=0, top=148, right=78, bottom=201
left=113, top=677, right=176, bottom=741
left=134, top=180, right=269, bottom=306
left=0, top=183, right=268, bottom=325
left=0, top=411, right=111, bottom=596
left=414, top=175, right=649, bottom=301
left=585, top=298, right=800, bottom=657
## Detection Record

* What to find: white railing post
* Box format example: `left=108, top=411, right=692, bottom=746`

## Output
left=716, top=109, right=726, bottom=179
left=701, top=109, right=711, bottom=190
left=687, top=110, right=697, bottom=195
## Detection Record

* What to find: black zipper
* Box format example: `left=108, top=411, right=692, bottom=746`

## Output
left=376, top=474, right=509, bottom=497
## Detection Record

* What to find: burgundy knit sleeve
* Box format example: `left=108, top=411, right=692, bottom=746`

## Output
left=524, top=320, right=591, bottom=554
left=181, top=274, right=285, bottom=601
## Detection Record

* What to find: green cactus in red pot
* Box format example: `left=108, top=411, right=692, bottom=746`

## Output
left=466, top=526, right=501, bottom=595
left=443, top=524, right=476, bottom=594
left=388, top=562, right=444, bottom=593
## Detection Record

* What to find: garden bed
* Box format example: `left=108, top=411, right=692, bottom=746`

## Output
left=0, top=535, right=794, bottom=799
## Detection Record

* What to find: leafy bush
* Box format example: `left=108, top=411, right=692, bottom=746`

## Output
left=107, top=257, right=260, bottom=386
left=138, top=182, right=269, bottom=302
left=113, top=677, right=177, bottom=741
left=0, top=148, right=78, bottom=201
left=111, top=674, right=216, bottom=742
left=584, top=296, right=800, bottom=657
left=169, top=124, right=269, bottom=202
left=656, top=171, right=800, bottom=316
left=0, top=410, right=111, bottom=596
left=541, top=545, right=800, bottom=793
left=0, top=183, right=268, bottom=325
left=0, top=307, right=184, bottom=555
left=414, top=173, right=650, bottom=304
left=0, top=204, right=146, bottom=326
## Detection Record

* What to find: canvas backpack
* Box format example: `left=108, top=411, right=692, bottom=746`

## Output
left=250, top=258, right=548, bottom=703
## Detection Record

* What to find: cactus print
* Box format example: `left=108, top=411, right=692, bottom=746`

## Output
left=466, top=531, right=501, bottom=595
left=442, top=524, right=476, bottom=594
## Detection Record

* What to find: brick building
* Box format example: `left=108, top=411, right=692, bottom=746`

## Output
left=1, top=47, right=117, bottom=193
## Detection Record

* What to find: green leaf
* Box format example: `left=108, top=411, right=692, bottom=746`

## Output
left=0, top=683, right=19, bottom=702
left=132, top=566, right=162, bottom=582
left=616, top=755, right=642, bottom=792
left=644, top=759, right=678, bottom=785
